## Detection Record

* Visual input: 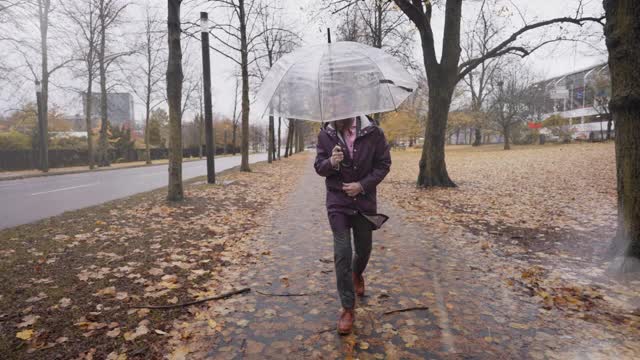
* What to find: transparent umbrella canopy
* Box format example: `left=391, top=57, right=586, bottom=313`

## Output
left=253, top=41, right=418, bottom=123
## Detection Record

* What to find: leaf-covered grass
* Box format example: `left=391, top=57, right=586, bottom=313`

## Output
left=379, top=142, right=640, bottom=358
left=0, top=155, right=306, bottom=359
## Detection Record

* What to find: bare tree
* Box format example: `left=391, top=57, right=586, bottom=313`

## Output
left=255, top=4, right=298, bottom=163
left=0, top=1, right=21, bottom=81
left=334, top=3, right=363, bottom=42
left=587, top=70, right=612, bottom=140
left=124, top=4, right=166, bottom=164
left=0, top=0, right=20, bottom=20
left=461, top=0, right=502, bottom=146
left=95, top=0, right=129, bottom=167
left=63, top=0, right=100, bottom=169
left=186, top=0, right=294, bottom=171
left=284, top=118, right=294, bottom=158
left=230, top=75, right=240, bottom=155
left=10, top=0, right=77, bottom=171
left=35, top=0, right=52, bottom=171
left=197, top=80, right=204, bottom=157
left=389, top=0, right=603, bottom=187
left=277, top=116, right=281, bottom=159
left=326, top=0, right=416, bottom=69
left=167, top=0, right=183, bottom=201
left=180, top=52, right=201, bottom=119
left=604, top=0, right=640, bottom=269
left=488, top=64, right=532, bottom=150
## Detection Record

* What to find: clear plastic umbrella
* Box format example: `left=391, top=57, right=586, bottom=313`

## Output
left=253, top=41, right=418, bottom=123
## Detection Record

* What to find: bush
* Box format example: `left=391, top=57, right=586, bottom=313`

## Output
left=0, top=131, right=31, bottom=150
left=50, top=136, right=88, bottom=150
left=511, top=123, right=533, bottom=145
left=542, top=115, right=575, bottom=142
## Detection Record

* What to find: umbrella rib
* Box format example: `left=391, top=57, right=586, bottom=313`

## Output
left=351, top=47, right=398, bottom=111
left=317, top=47, right=328, bottom=122
left=258, top=59, right=300, bottom=121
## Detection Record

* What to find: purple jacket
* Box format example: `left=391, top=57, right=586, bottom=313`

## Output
left=314, top=116, right=391, bottom=228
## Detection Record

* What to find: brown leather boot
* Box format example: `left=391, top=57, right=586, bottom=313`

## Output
left=337, top=308, right=354, bottom=335
left=353, top=272, right=365, bottom=297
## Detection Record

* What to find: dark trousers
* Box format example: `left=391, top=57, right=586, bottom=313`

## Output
left=332, top=214, right=373, bottom=309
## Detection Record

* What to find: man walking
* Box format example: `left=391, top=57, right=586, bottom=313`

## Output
left=314, top=114, right=391, bottom=335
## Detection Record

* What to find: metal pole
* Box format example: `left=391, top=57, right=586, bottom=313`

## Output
left=200, top=12, right=215, bottom=184
left=35, top=80, right=47, bottom=172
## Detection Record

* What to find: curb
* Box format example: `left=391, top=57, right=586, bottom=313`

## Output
left=0, top=158, right=204, bottom=182
left=0, top=153, right=258, bottom=182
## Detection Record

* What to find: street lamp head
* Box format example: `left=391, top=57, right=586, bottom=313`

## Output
left=35, top=80, right=42, bottom=93
left=200, top=12, right=209, bottom=33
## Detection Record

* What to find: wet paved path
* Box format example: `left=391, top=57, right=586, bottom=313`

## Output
left=170, top=156, right=639, bottom=359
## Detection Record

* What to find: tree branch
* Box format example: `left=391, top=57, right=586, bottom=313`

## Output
left=182, top=30, right=241, bottom=65
left=458, top=16, right=605, bottom=81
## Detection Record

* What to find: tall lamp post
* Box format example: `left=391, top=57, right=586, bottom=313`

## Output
left=35, top=80, right=48, bottom=172
left=200, top=12, right=215, bottom=184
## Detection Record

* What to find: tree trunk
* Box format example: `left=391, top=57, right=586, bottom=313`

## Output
left=232, top=123, right=237, bottom=155
left=284, top=123, right=288, bottom=157
left=287, top=121, right=293, bottom=156
left=239, top=0, right=250, bottom=172
left=277, top=117, right=281, bottom=159
left=268, top=115, right=273, bottom=163
left=166, top=0, right=184, bottom=201
left=144, top=35, right=153, bottom=165
left=199, top=116, right=204, bottom=158
left=290, top=120, right=295, bottom=155
left=417, top=76, right=456, bottom=187
left=292, top=120, right=297, bottom=153
left=85, top=75, right=95, bottom=170
left=503, top=126, right=511, bottom=150
left=605, top=0, right=640, bottom=267
left=473, top=127, right=482, bottom=146
left=284, top=119, right=294, bottom=158
left=606, top=114, right=613, bottom=140
left=144, top=98, right=151, bottom=164
left=97, top=0, right=110, bottom=168
left=455, top=128, right=460, bottom=144
left=38, top=0, right=50, bottom=172
left=296, top=122, right=303, bottom=152
left=273, top=122, right=277, bottom=159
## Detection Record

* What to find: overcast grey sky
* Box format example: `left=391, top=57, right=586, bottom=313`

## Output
left=0, top=0, right=606, bottom=124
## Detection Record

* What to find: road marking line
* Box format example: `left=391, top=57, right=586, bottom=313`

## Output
left=138, top=172, right=167, bottom=178
left=30, top=182, right=100, bottom=196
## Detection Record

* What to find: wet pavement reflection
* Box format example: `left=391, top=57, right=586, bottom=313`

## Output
left=168, top=157, right=639, bottom=359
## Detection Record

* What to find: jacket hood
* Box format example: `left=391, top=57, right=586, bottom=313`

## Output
left=326, top=115, right=372, bottom=131
left=324, top=115, right=377, bottom=141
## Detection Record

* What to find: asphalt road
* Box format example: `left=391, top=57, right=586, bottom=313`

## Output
left=0, top=153, right=268, bottom=230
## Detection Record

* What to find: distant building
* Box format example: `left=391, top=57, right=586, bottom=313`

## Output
left=82, top=93, right=135, bottom=128
left=64, top=114, right=85, bottom=131
left=527, top=62, right=611, bottom=139
left=51, top=131, right=87, bottom=139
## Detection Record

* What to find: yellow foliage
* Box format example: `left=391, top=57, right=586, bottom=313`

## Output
left=447, top=111, right=475, bottom=130
left=542, top=114, right=570, bottom=127
left=380, top=111, right=422, bottom=144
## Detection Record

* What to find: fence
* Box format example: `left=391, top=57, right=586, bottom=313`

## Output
left=0, top=146, right=239, bottom=171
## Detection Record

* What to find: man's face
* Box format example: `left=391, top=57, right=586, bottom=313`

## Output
left=335, top=118, right=353, bottom=131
